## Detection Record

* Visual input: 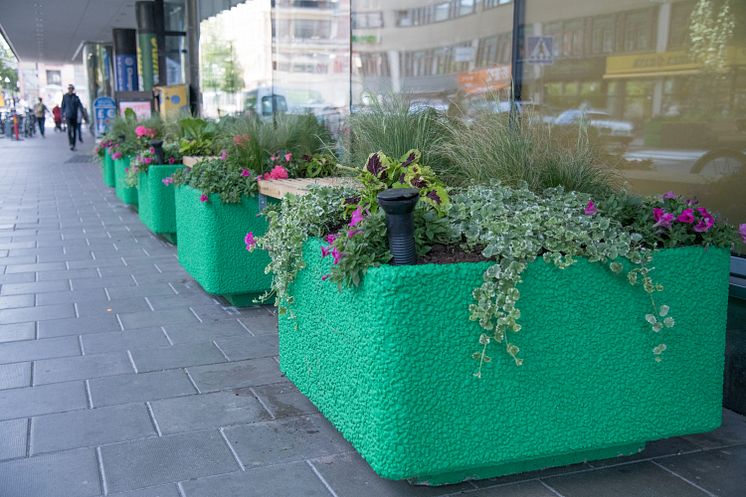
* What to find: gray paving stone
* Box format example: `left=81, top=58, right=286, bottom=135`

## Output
left=89, top=371, right=197, bottom=407
left=101, top=430, right=240, bottom=493
left=5, top=262, right=68, bottom=273
left=73, top=274, right=137, bottom=290
left=214, top=335, right=278, bottom=361
left=68, top=258, right=125, bottom=269
left=0, top=381, right=87, bottom=419
left=0, top=418, right=27, bottom=461
left=31, top=403, right=156, bottom=454
left=250, top=383, right=317, bottom=419
left=0, top=321, right=36, bottom=343
left=188, top=358, right=285, bottom=392
left=0, top=362, right=32, bottom=390
left=0, top=447, right=101, bottom=497
left=34, top=352, right=133, bottom=385
left=0, top=303, right=76, bottom=325
left=35, top=287, right=109, bottom=305
left=107, top=284, right=176, bottom=300
left=683, top=408, right=746, bottom=450
left=81, top=328, right=170, bottom=354
left=587, top=437, right=702, bottom=468
left=147, top=293, right=217, bottom=310
left=179, top=461, right=332, bottom=497
left=0, top=272, right=37, bottom=284
left=37, top=314, right=122, bottom=338
left=150, top=390, right=270, bottom=434
left=163, top=320, right=249, bottom=345
left=0, top=294, right=36, bottom=310
left=655, top=445, right=746, bottom=497
left=0, top=255, right=37, bottom=265
left=36, top=268, right=99, bottom=281
left=119, top=308, right=200, bottom=330
left=1, top=279, right=70, bottom=295
left=0, top=336, right=80, bottom=363
left=223, top=415, right=351, bottom=468
left=237, top=309, right=278, bottom=335
left=130, top=343, right=226, bottom=372
left=108, top=484, right=182, bottom=497
left=311, top=452, right=474, bottom=497
left=76, top=297, right=152, bottom=317
left=542, top=461, right=710, bottom=497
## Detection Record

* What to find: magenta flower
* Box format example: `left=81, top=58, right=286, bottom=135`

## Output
left=124, top=167, right=129, bottom=173
left=241, top=168, right=252, bottom=177
left=270, top=154, right=277, bottom=161
left=694, top=208, right=715, bottom=233
left=168, top=157, right=175, bottom=164
left=325, top=233, right=337, bottom=244
left=347, top=229, right=362, bottom=238
left=161, top=177, right=173, bottom=186
left=348, top=207, right=364, bottom=227
left=220, top=149, right=228, bottom=161
left=135, top=125, right=147, bottom=137
left=653, top=208, right=674, bottom=228
left=244, top=231, right=256, bottom=251
left=200, top=193, right=208, bottom=203
left=112, top=151, right=122, bottom=160
left=268, top=165, right=289, bottom=180
left=284, top=152, right=293, bottom=162
left=584, top=200, right=597, bottom=216
left=149, top=147, right=156, bottom=154
left=321, top=245, right=330, bottom=258
left=653, top=207, right=665, bottom=222
left=677, top=208, right=695, bottom=224
left=142, top=157, right=152, bottom=165
left=739, top=224, right=746, bottom=244
left=662, top=191, right=677, bottom=200
left=331, top=247, right=342, bottom=265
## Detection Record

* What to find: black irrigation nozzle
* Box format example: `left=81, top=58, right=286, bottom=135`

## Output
left=150, top=139, right=164, bottom=165
left=377, top=188, right=420, bottom=265
left=118, top=134, right=126, bottom=144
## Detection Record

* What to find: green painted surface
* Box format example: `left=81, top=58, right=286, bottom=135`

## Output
left=103, top=150, right=116, bottom=188
left=114, top=156, right=138, bottom=206
left=279, top=241, right=730, bottom=483
left=174, top=185, right=272, bottom=299
left=137, top=164, right=184, bottom=236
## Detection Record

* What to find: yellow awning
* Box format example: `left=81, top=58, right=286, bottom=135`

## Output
left=603, top=69, right=700, bottom=79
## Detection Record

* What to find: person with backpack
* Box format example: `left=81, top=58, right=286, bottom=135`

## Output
left=60, top=84, right=83, bottom=150
left=52, top=105, right=63, bottom=131
left=33, top=97, right=50, bottom=137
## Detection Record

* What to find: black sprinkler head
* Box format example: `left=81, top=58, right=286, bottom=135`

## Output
left=377, top=188, right=420, bottom=265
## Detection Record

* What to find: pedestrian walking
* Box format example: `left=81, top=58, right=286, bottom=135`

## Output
left=52, top=105, right=62, bottom=132
left=60, top=84, right=82, bottom=151
left=33, top=97, right=49, bottom=137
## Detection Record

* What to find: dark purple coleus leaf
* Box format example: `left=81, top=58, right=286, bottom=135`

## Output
left=343, top=195, right=361, bottom=205
left=366, top=153, right=384, bottom=176
left=410, top=175, right=427, bottom=188
left=426, top=190, right=442, bottom=204
left=401, top=152, right=417, bottom=167
left=302, top=154, right=312, bottom=162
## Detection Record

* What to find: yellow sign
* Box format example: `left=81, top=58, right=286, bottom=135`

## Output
left=605, top=47, right=746, bottom=78
left=157, top=84, right=189, bottom=118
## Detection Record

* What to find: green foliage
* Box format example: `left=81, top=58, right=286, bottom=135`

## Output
left=338, top=94, right=450, bottom=170
left=172, top=157, right=258, bottom=203
left=292, top=153, right=337, bottom=178
left=178, top=117, right=219, bottom=156
left=125, top=142, right=183, bottom=187
left=436, top=113, right=619, bottom=196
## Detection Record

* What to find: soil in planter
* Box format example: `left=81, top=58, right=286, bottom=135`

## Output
left=419, top=244, right=488, bottom=265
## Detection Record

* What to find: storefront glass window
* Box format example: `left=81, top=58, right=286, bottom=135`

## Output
left=523, top=0, right=746, bottom=251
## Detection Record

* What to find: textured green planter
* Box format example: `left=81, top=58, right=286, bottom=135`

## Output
left=174, top=185, right=272, bottom=306
left=137, top=164, right=184, bottom=243
left=103, top=150, right=116, bottom=188
left=279, top=241, right=730, bottom=484
left=114, top=156, right=138, bottom=206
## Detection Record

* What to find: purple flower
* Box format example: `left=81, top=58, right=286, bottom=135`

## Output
left=653, top=207, right=665, bottom=222
left=244, top=232, right=256, bottom=251
left=321, top=245, right=331, bottom=258
left=739, top=224, right=746, bottom=244
left=168, top=157, right=176, bottom=164
left=161, top=177, right=174, bottom=186
left=584, top=200, right=597, bottom=216
left=200, top=193, right=208, bottom=203
left=347, top=229, right=362, bottom=238
left=325, top=233, right=337, bottom=244
left=241, top=168, right=251, bottom=177
left=331, top=247, right=342, bottom=265
left=348, top=207, right=364, bottom=227
left=677, top=208, right=695, bottom=224
left=662, top=191, right=677, bottom=200
left=694, top=208, right=715, bottom=233
left=219, top=149, right=228, bottom=161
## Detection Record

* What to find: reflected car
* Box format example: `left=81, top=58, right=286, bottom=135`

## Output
left=552, top=109, right=634, bottom=145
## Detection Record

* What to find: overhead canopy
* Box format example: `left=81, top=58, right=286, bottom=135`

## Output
left=0, top=0, right=137, bottom=63
left=198, top=0, right=249, bottom=21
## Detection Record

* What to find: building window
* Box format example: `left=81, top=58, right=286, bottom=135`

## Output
left=622, top=9, right=656, bottom=52
left=352, top=12, right=384, bottom=29
left=669, top=1, right=695, bottom=49
left=483, top=0, right=511, bottom=9
left=434, top=2, right=450, bottom=22
left=459, top=0, right=476, bottom=17
left=294, top=19, right=331, bottom=39
left=591, top=16, right=615, bottom=54
left=46, top=70, right=62, bottom=85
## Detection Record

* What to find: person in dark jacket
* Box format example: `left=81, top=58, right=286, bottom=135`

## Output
left=60, top=84, right=82, bottom=151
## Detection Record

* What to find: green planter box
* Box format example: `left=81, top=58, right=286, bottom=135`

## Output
left=174, top=185, right=272, bottom=306
left=103, top=150, right=116, bottom=188
left=279, top=241, right=730, bottom=484
left=137, top=164, right=184, bottom=242
left=114, top=156, right=138, bottom=206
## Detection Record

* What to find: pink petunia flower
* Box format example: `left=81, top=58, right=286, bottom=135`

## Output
left=677, top=208, right=695, bottom=224
left=142, top=157, right=152, bottom=165
left=270, top=154, right=277, bottom=161
left=112, top=151, right=122, bottom=160
left=331, top=247, right=342, bottom=265
left=124, top=168, right=129, bottom=173
left=135, top=125, right=147, bottom=137
left=347, top=229, right=362, bottom=238
left=662, top=191, right=677, bottom=200
left=325, top=233, right=337, bottom=244
left=321, top=245, right=330, bottom=257
left=200, top=193, right=208, bottom=203
left=168, top=157, right=175, bottom=164
left=349, top=207, right=364, bottom=227
left=584, top=200, right=597, bottom=216
left=284, top=152, right=293, bottom=162
left=653, top=208, right=674, bottom=228
left=220, top=149, right=228, bottom=161
left=321, top=274, right=330, bottom=281
left=653, top=207, right=665, bottom=222
left=149, top=147, right=156, bottom=154
left=244, top=232, right=256, bottom=251
left=739, top=224, right=746, bottom=244
left=268, top=165, right=289, bottom=180
left=694, top=207, right=715, bottom=233
left=241, top=168, right=252, bottom=177
left=162, top=177, right=173, bottom=186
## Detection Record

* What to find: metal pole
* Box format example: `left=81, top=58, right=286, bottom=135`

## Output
left=509, top=0, right=525, bottom=123
left=185, top=0, right=201, bottom=116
